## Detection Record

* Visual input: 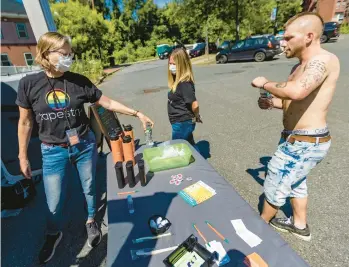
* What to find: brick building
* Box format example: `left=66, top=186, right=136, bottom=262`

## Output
left=303, top=0, right=349, bottom=23
left=1, top=0, right=37, bottom=67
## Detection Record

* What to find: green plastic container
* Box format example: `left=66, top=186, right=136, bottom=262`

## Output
left=143, top=143, right=192, bottom=172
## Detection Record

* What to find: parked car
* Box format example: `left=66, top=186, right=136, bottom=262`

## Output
left=189, top=42, right=217, bottom=57
left=208, top=43, right=217, bottom=53
left=189, top=43, right=206, bottom=57
left=156, top=44, right=173, bottom=59
left=321, top=22, right=340, bottom=43
left=185, top=44, right=194, bottom=55
left=216, top=35, right=281, bottom=63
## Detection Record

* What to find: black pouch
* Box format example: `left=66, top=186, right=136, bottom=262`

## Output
left=1, top=179, right=36, bottom=210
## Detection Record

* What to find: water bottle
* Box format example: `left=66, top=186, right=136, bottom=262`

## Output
left=259, top=88, right=272, bottom=99
left=260, top=88, right=273, bottom=110
left=145, top=122, right=154, bottom=146
left=127, top=195, right=134, bottom=214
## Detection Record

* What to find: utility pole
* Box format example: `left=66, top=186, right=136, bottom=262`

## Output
left=235, top=0, right=239, bottom=41
left=205, top=22, right=209, bottom=60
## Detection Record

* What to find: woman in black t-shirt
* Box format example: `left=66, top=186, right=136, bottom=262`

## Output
left=167, top=48, right=202, bottom=145
left=16, top=32, right=154, bottom=264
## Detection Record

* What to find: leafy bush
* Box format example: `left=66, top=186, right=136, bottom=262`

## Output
left=71, top=54, right=104, bottom=84
left=113, top=45, right=137, bottom=64
left=340, top=23, right=349, bottom=34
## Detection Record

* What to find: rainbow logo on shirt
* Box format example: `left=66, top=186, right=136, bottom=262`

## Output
left=45, top=89, right=70, bottom=111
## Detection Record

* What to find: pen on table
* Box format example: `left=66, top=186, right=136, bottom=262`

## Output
left=193, top=223, right=211, bottom=247
left=205, top=220, right=229, bottom=244
left=117, top=190, right=139, bottom=196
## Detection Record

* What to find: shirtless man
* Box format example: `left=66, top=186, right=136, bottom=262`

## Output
left=251, top=12, right=340, bottom=241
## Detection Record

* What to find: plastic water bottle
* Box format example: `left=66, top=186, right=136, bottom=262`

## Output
left=145, top=122, right=154, bottom=146
left=259, top=88, right=272, bottom=99
left=127, top=195, right=134, bottom=214
left=260, top=88, right=273, bottom=110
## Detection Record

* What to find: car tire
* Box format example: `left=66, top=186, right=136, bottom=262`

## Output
left=320, top=34, right=329, bottom=43
left=218, top=55, right=228, bottom=64
left=159, top=55, right=164, bottom=60
left=254, top=52, right=266, bottom=62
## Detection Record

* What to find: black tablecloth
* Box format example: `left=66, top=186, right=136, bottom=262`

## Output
left=107, top=140, right=308, bottom=267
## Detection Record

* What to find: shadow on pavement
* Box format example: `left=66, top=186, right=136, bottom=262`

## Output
left=1, top=153, right=108, bottom=267
left=196, top=140, right=211, bottom=159
left=326, top=39, right=338, bottom=43
left=246, top=156, right=293, bottom=218
left=225, top=57, right=280, bottom=64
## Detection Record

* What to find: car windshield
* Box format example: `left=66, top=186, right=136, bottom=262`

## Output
left=196, top=43, right=205, bottom=49
left=268, top=35, right=276, bottom=41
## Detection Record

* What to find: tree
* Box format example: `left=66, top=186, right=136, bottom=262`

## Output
left=51, top=1, right=120, bottom=66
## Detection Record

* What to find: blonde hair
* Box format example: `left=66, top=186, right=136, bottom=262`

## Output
left=285, top=12, right=324, bottom=39
left=168, top=48, right=194, bottom=91
left=35, top=32, right=71, bottom=70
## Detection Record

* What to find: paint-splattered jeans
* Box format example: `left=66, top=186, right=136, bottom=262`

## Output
left=264, top=137, right=331, bottom=207
left=41, top=131, right=97, bottom=234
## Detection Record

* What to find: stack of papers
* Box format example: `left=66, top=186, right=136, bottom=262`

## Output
left=205, top=240, right=230, bottom=266
left=231, top=219, right=262, bottom=248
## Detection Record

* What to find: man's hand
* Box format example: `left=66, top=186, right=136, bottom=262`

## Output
left=137, top=112, right=154, bottom=131
left=251, top=77, right=269, bottom=88
left=258, top=97, right=273, bottom=110
left=19, top=158, right=32, bottom=179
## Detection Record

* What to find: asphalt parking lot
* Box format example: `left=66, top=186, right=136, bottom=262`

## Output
left=2, top=36, right=348, bottom=267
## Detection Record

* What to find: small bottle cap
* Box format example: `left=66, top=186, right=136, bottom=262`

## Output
left=123, top=135, right=132, bottom=143
left=123, top=124, right=133, bottom=131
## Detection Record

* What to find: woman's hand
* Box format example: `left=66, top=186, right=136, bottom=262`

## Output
left=195, top=114, right=203, bottom=123
left=19, top=158, right=32, bottom=179
left=137, top=112, right=154, bottom=130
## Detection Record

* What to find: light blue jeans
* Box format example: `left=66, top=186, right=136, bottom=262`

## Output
left=264, top=137, right=331, bottom=207
left=41, top=131, right=97, bottom=234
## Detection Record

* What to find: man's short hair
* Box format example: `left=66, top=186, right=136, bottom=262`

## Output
left=285, top=12, right=324, bottom=29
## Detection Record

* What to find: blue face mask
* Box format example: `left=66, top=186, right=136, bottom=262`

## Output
left=55, top=55, right=73, bottom=72
left=169, top=64, right=176, bottom=75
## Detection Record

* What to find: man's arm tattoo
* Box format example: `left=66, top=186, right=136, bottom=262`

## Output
left=299, top=59, right=327, bottom=91
left=275, top=82, right=287, bottom=88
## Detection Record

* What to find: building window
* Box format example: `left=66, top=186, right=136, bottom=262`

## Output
left=16, top=23, right=29, bottom=38
left=1, top=54, right=12, bottom=66
left=24, top=53, right=34, bottom=66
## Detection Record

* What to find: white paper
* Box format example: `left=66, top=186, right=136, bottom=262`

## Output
left=206, top=240, right=230, bottom=266
left=231, top=219, right=262, bottom=248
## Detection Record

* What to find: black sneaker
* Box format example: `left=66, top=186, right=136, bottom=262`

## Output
left=39, top=232, right=63, bottom=264
left=270, top=217, right=311, bottom=241
left=86, top=221, right=102, bottom=248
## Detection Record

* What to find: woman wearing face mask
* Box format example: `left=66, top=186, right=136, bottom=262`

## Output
left=167, top=48, right=202, bottom=146
left=16, top=32, right=154, bottom=264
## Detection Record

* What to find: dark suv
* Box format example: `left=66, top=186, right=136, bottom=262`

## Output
left=189, top=42, right=217, bottom=57
left=216, top=35, right=281, bottom=63
left=321, top=22, right=340, bottom=43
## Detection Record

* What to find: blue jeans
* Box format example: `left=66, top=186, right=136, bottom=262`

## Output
left=264, top=137, right=331, bottom=207
left=41, top=131, right=97, bottom=234
left=171, top=120, right=196, bottom=145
